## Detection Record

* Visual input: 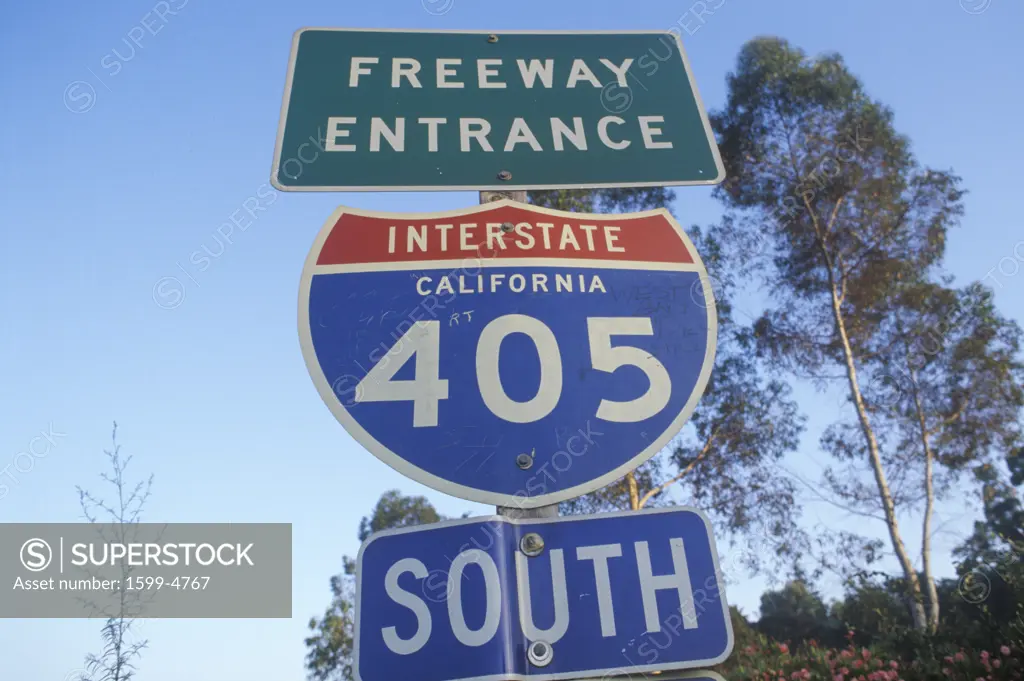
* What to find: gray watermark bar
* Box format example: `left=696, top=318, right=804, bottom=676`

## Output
left=0, top=523, right=291, bottom=618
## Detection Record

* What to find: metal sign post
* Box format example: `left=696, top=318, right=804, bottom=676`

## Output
left=282, top=25, right=733, bottom=681
left=480, top=191, right=552, bottom=523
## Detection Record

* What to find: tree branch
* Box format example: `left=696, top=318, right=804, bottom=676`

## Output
left=781, top=463, right=887, bottom=523
left=637, top=426, right=720, bottom=509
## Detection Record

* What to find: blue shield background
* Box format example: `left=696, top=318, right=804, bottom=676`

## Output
left=307, top=264, right=711, bottom=502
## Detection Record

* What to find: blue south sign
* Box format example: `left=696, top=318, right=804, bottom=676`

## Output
left=298, top=199, right=717, bottom=507
left=354, top=507, right=733, bottom=681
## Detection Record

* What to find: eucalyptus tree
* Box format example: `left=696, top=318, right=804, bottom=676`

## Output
left=847, top=281, right=1024, bottom=628
left=305, top=491, right=442, bottom=681
left=709, top=36, right=1024, bottom=632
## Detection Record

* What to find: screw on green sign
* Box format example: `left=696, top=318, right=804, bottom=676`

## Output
left=271, top=29, right=724, bottom=192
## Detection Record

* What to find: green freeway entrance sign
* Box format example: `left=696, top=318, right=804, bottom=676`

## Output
left=271, top=29, right=724, bottom=192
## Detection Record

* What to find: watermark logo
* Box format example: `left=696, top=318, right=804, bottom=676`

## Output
left=62, top=0, right=190, bottom=115
left=1, top=424, right=67, bottom=502
left=332, top=374, right=364, bottom=407
left=63, top=81, right=97, bottom=114
left=152, top=276, right=185, bottom=310
left=982, top=240, right=1024, bottom=291
left=3, top=523, right=291, bottom=618
left=422, top=568, right=457, bottom=604
left=958, top=569, right=992, bottom=604
left=20, top=538, right=52, bottom=572
left=421, top=0, right=455, bottom=15
left=960, top=0, right=992, bottom=14
left=689, top=272, right=723, bottom=310
left=601, top=82, right=633, bottom=114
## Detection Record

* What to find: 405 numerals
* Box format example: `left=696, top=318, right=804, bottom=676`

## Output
left=354, top=315, right=672, bottom=427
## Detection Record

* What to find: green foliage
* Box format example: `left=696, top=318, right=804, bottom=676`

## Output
left=712, top=34, right=965, bottom=385
left=713, top=34, right=966, bottom=395
left=947, top=469, right=1024, bottom=655
left=305, top=491, right=443, bottom=681
left=830, top=578, right=913, bottom=645
left=528, top=187, right=675, bottom=215
left=1011, top=447, right=1024, bottom=487
left=723, top=561, right=1024, bottom=678
left=859, top=282, right=1023, bottom=456
left=730, top=606, right=762, bottom=652
left=357, top=490, right=442, bottom=541
left=304, top=573, right=356, bottom=681
left=956, top=450, right=1024, bottom=571
left=757, top=580, right=843, bottom=649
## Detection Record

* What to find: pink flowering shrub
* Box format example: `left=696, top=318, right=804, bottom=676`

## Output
left=722, top=636, right=1021, bottom=681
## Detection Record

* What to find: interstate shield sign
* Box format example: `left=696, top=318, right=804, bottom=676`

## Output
left=297, top=200, right=717, bottom=507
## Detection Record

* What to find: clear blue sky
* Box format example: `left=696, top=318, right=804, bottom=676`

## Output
left=2, top=0, right=1022, bottom=679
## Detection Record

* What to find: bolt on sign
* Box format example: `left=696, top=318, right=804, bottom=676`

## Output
left=271, top=29, right=724, bottom=191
